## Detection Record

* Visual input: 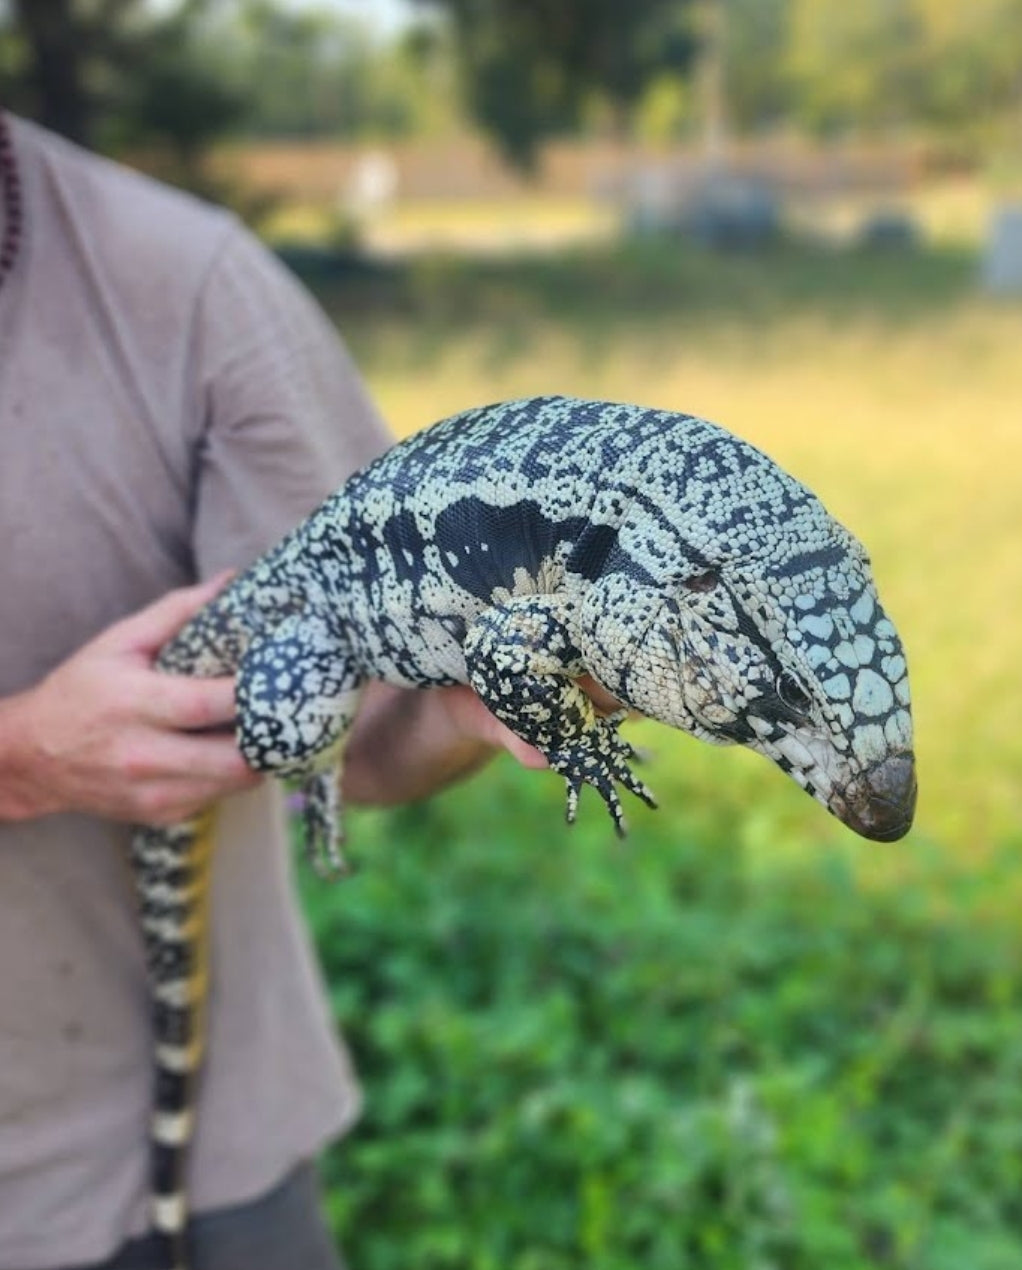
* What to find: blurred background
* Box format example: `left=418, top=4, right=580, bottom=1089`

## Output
left=3, top=1, right=1022, bottom=1266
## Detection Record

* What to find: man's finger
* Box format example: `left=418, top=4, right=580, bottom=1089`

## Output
left=496, top=727, right=549, bottom=771
left=99, top=571, right=236, bottom=655
left=144, top=671, right=239, bottom=732
left=135, top=731, right=261, bottom=784
left=576, top=673, right=624, bottom=715
left=137, top=766, right=263, bottom=826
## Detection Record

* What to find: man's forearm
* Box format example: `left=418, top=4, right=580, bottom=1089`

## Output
left=342, top=681, right=547, bottom=808
left=341, top=683, right=495, bottom=807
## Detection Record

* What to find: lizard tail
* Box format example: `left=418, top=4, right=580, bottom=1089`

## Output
left=131, top=811, right=216, bottom=1270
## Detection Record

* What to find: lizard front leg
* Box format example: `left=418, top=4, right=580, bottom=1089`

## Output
left=463, top=595, right=656, bottom=834
left=236, top=613, right=361, bottom=875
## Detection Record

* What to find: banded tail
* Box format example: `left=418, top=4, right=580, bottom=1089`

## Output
left=131, top=811, right=216, bottom=1270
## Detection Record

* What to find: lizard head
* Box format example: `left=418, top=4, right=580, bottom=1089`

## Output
left=577, top=424, right=916, bottom=842
left=660, top=538, right=916, bottom=843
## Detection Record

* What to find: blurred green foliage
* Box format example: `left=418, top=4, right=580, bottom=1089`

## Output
left=0, top=0, right=698, bottom=164
left=783, top=0, right=1022, bottom=149
left=304, top=766, right=1022, bottom=1270
left=201, top=3, right=460, bottom=144
left=428, top=0, right=697, bottom=165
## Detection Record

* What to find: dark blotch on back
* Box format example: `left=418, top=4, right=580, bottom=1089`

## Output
left=567, top=524, right=618, bottom=581
left=433, top=497, right=588, bottom=600
left=380, top=509, right=428, bottom=584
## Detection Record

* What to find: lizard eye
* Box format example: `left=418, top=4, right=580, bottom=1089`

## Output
left=684, top=569, right=719, bottom=593
left=777, top=671, right=812, bottom=715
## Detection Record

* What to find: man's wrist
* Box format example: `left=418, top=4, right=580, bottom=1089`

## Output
left=343, top=683, right=498, bottom=808
left=0, top=689, right=50, bottom=821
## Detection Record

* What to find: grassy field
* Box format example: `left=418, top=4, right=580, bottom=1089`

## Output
left=294, top=229, right=1022, bottom=1268
left=310, top=234, right=1021, bottom=857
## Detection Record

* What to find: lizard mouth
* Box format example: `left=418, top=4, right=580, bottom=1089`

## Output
left=835, top=753, right=917, bottom=841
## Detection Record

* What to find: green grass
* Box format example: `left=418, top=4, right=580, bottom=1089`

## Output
left=308, top=775, right=1022, bottom=1270
left=293, top=233, right=1022, bottom=1268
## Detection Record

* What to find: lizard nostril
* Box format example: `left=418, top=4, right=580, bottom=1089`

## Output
left=683, top=569, right=719, bottom=593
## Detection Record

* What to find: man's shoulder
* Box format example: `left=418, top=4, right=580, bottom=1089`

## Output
left=13, top=114, right=240, bottom=297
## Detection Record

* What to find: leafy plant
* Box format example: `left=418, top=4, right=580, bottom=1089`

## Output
left=302, top=759, right=1022, bottom=1270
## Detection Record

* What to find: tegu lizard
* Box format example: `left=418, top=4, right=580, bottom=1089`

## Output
left=132, top=395, right=916, bottom=1268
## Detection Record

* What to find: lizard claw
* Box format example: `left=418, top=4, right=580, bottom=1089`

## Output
left=552, top=714, right=656, bottom=835
left=564, top=777, right=581, bottom=825
left=563, top=773, right=629, bottom=836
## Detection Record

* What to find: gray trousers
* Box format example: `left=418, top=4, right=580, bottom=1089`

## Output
left=69, top=1166, right=345, bottom=1270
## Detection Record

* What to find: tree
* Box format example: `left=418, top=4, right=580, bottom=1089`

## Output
left=6, top=0, right=90, bottom=142
left=785, top=0, right=928, bottom=135
left=421, top=0, right=699, bottom=164
left=1, top=0, right=243, bottom=159
left=722, top=0, right=792, bottom=134
left=221, top=3, right=454, bottom=143
left=1, top=0, right=699, bottom=165
left=911, top=0, right=1022, bottom=149
left=783, top=0, right=1022, bottom=150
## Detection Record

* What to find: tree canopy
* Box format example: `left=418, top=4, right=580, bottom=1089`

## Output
left=1, top=0, right=1020, bottom=168
left=419, top=0, right=698, bottom=164
left=0, top=0, right=698, bottom=164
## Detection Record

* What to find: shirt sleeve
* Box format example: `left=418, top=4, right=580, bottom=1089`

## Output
left=189, top=223, right=392, bottom=578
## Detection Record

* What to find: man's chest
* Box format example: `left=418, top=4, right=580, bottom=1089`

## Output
left=0, top=304, right=197, bottom=691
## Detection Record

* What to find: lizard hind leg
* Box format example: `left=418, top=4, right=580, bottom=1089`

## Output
left=236, top=612, right=361, bottom=870
left=299, top=768, right=349, bottom=879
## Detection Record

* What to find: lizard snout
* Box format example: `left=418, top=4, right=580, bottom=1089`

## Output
left=840, top=753, right=917, bottom=841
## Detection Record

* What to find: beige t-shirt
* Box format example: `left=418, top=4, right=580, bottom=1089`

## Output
left=0, top=116, right=391, bottom=1268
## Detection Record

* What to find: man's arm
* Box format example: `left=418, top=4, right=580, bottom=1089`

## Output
left=342, top=675, right=626, bottom=808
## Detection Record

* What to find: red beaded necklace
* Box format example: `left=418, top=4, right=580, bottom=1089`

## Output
left=0, top=111, right=23, bottom=292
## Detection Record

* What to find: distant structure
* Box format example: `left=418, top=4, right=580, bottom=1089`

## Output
left=982, top=205, right=1022, bottom=294
left=857, top=209, right=919, bottom=252
left=345, top=150, right=399, bottom=221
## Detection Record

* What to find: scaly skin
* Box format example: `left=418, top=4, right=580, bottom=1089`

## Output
left=135, top=396, right=916, bottom=1267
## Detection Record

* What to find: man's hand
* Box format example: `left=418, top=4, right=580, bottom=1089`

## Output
left=0, top=576, right=261, bottom=826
